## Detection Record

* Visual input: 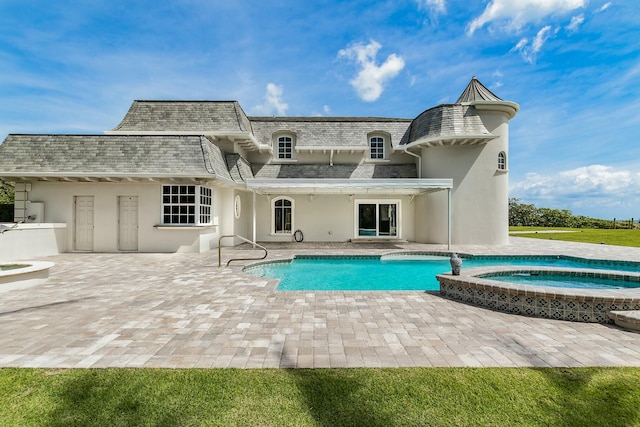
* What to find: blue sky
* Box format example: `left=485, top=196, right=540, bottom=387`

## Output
left=1, top=0, right=638, bottom=219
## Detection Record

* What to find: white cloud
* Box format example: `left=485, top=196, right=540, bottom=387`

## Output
left=467, top=0, right=587, bottom=35
left=251, top=83, right=288, bottom=116
left=417, top=0, right=446, bottom=15
left=510, top=165, right=640, bottom=218
left=594, top=2, right=612, bottom=13
left=511, top=25, right=554, bottom=63
left=338, top=40, right=405, bottom=102
left=566, top=14, right=584, bottom=33
left=312, top=105, right=332, bottom=117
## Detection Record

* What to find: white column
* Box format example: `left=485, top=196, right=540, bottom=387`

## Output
left=447, top=188, right=451, bottom=250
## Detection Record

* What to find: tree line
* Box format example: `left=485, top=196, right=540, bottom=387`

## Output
left=509, top=198, right=633, bottom=229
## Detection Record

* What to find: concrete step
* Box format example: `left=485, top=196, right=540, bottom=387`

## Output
left=608, top=311, right=640, bottom=332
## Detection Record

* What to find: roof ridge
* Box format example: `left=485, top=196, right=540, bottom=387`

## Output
left=131, top=100, right=240, bottom=103
left=248, top=116, right=412, bottom=122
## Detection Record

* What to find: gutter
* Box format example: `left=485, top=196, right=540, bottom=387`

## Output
left=402, top=147, right=422, bottom=178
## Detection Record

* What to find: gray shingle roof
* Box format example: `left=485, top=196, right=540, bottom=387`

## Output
left=249, top=117, right=412, bottom=148
left=456, top=76, right=503, bottom=103
left=402, top=104, right=491, bottom=146
left=251, top=163, right=417, bottom=179
left=111, top=101, right=252, bottom=133
left=225, top=154, right=254, bottom=183
left=0, top=134, right=232, bottom=179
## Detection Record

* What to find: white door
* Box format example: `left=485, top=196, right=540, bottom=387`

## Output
left=75, top=196, right=94, bottom=251
left=118, top=196, right=138, bottom=251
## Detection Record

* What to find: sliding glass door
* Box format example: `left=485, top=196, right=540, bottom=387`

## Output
left=356, top=201, right=399, bottom=238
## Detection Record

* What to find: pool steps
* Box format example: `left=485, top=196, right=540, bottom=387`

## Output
left=608, top=311, right=640, bottom=332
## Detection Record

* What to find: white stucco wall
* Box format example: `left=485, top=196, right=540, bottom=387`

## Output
left=217, top=189, right=254, bottom=246
left=25, top=181, right=226, bottom=253
left=413, top=191, right=450, bottom=244
left=0, top=223, right=67, bottom=261
left=252, top=193, right=415, bottom=242
left=420, top=110, right=510, bottom=245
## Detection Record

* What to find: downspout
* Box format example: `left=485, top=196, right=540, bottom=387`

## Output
left=252, top=191, right=257, bottom=248
left=447, top=188, right=451, bottom=251
left=402, top=147, right=421, bottom=178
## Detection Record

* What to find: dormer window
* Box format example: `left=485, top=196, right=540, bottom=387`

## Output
left=370, top=136, right=385, bottom=159
left=277, top=135, right=294, bottom=159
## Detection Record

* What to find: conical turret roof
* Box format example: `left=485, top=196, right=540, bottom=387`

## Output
left=456, top=76, right=502, bottom=103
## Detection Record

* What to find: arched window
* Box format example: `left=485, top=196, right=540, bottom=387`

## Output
left=274, top=133, right=296, bottom=159
left=369, top=136, right=385, bottom=159
left=498, top=151, right=507, bottom=170
left=272, top=197, right=294, bottom=234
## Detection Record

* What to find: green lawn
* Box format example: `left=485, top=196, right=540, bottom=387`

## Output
left=2, top=367, right=639, bottom=426
left=510, top=226, right=640, bottom=248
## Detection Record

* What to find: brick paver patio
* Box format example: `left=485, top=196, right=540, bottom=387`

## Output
left=1, top=237, right=639, bottom=369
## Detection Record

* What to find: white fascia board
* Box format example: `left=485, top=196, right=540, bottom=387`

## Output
left=0, top=172, right=214, bottom=178
left=295, top=146, right=367, bottom=151
left=246, top=178, right=452, bottom=193
left=0, top=172, right=239, bottom=186
left=465, top=100, right=520, bottom=119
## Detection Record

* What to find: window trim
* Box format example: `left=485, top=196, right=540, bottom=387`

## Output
left=273, top=132, right=296, bottom=160
left=353, top=199, right=401, bottom=239
left=161, top=184, right=213, bottom=226
left=497, top=151, right=508, bottom=172
left=271, top=196, right=295, bottom=235
left=369, top=136, right=385, bottom=160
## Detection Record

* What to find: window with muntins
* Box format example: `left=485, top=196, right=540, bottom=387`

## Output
left=370, top=136, right=384, bottom=159
left=277, top=136, right=293, bottom=159
left=273, top=198, right=293, bottom=234
left=162, top=185, right=213, bottom=225
left=498, top=151, right=507, bottom=170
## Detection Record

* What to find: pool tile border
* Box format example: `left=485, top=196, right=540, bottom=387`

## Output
left=438, top=266, right=640, bottom=324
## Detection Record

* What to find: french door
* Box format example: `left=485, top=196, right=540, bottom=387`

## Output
left=356, top=201, right=399, bottom=238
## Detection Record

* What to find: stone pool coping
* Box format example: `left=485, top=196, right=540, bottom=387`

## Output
left=437, top=266, right=640, bottom=324
left=244, top=251, right=640, bottom=325
left=0, top=261, right=55, bottom=292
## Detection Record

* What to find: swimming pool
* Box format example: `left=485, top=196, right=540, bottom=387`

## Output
left=244, top=253, right=640, bottom=291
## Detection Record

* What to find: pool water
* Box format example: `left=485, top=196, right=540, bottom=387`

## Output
left=247, top=255, right=640, bottom=291
left=0, top=264, right=27, bottom=271
left=485, top=273, right=640, bottom=290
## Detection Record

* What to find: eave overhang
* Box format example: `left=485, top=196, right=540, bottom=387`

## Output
left=0, top=172, right=239, bottom=186
left=398, top=134, right=498, bottom=150
left=295, top=146, right=367, bottom=153
left=462, top=100, right=520, bottom=119
left=245, top=178, right=452, bottom=195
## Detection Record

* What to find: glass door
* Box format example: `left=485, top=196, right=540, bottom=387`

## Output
left=358, top=204, right=377, bottom=237
left=378, top=203, right=397, bottom=236
left=357, top=201, right=398, bottom=238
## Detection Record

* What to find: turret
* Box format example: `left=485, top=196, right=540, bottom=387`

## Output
left=413, top=77, right=519, bottom=245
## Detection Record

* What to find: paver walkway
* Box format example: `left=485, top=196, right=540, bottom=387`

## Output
left=1, top=237, right=640, bottom=369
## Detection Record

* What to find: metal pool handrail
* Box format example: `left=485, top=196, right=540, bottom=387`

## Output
left=218, top=235, right=268, bottom=267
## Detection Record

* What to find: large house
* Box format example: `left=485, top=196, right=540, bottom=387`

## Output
left=0, top=77, right=518, bottom=253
